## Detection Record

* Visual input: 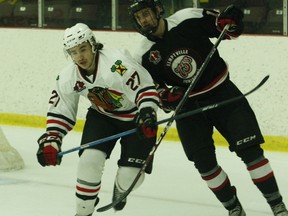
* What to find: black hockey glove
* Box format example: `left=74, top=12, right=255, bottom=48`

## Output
left=158, top=86, right=185, bottom=112
left=134, top=107, right=158, bottom=139
left=37, top=133, right=62, bottom=167
left=217, top=5, right=244, bottom=39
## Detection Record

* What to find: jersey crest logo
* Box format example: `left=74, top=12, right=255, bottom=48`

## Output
left=174, top=55, right=195, bottom=78
left=88, top=87, right=124, bottom=111
left=166, top=49, right=198, bottom=84
left=111, top=60, right=127, bottom=76
left=149, top=50, right=161, bottom=64
left=73, top=81, right=86, bottom=92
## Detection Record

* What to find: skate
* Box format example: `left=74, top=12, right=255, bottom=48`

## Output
left=112, top=182, right=127, bottom=211
left=228, top=200, right=246, bottom=216
left=271, top=202, right=288, bottom=216
left=75, top=197, right=99, bottom=216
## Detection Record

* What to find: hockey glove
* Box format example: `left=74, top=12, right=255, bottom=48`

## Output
left=158, top=86, right=185, bottom=112
left=134, top=107, right=158, bottom=139
left=216, top=5, right=244, bottom=39
left=37, top=133, right=62, bottom=167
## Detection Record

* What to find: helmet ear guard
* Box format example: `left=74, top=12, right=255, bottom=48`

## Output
left=128, top=0, right=164, bottom=38
left=63, top=23, right=102, bottom=57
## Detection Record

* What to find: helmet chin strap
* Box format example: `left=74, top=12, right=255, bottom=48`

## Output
left=145, top=15, right=162, bottom=41
left=139, top=9, right=162, bottom=41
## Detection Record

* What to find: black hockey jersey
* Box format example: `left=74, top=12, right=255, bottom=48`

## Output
left=134, top=8, right=230, bottom=97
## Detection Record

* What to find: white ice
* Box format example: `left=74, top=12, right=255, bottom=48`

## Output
left=0, top=125, right=287, bottom=216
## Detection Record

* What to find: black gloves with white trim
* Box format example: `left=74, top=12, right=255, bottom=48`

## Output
left=217, top=5, right=244, bottom=39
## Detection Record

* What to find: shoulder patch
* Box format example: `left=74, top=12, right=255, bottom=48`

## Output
left=73, top=81, right=86, bottom=92
left=149, top=50, right=162, bottom=65
left=111, top=60, right=127, bottom=76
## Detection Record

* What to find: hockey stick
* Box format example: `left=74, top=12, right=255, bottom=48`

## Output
left=58, top=75, right=269, bottom=157
left=96, top=24, right=232, bottom=212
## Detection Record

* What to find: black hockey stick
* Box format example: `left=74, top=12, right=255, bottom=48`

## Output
left=58, top=75, right=269, bottom=157
left=96, top=24, right=232, bottom=212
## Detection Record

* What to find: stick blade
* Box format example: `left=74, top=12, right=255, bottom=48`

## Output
left=259, top=75, right=269, bottom=86
left=96, top=190, right=131, bottom=212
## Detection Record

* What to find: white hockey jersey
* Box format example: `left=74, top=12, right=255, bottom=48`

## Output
left=46, top=48, right=159, bottom=138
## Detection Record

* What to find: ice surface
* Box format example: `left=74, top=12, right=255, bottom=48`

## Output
left=0, top=125, right=287, bottom=216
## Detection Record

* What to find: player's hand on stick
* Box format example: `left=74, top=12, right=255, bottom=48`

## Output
left=217, top=4, right=244, bottom=39
left=37, top=133, right=62, bottom=166
left=158, top=86, right=185, bottom=112
left=134, top=107, right=158, bottom=139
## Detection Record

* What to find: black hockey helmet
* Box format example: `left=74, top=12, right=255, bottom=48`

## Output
left=128, top=0, right=164, bottom=37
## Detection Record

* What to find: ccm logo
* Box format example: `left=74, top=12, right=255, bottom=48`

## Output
left=236, top=135, right=256, bottom=145
left=128, top=158, right=145, bottom=164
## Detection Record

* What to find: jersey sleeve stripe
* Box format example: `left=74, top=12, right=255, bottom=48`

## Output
left=47, top=112, right=75, bottom=125
left=46, top=112, right=76, bottom=137
left=47, top=119, right=73, bottom=131
left=135, top=91, right=159, bottom=105
left=137, top=97, right=159, bottom=108
left=46, top=126, right=69, bottom=137
left=135, top=85, right=156, bottom=99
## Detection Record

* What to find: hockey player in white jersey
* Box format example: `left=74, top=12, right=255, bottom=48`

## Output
left=36, top=23, right=159, bottom=216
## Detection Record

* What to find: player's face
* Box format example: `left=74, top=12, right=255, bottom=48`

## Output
left=68, top=42, right=95, bottom=72
left=134, top=8, right=158, bottom=30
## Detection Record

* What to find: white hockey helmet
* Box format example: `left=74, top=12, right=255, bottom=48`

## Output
left=63, top=23, right=97, bottom=53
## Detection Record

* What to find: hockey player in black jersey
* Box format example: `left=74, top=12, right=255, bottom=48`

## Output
left=128, top=1, right=288, bottom=216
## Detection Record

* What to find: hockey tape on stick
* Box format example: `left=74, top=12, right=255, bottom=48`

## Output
left=96, top=24, right=232, bottom=212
